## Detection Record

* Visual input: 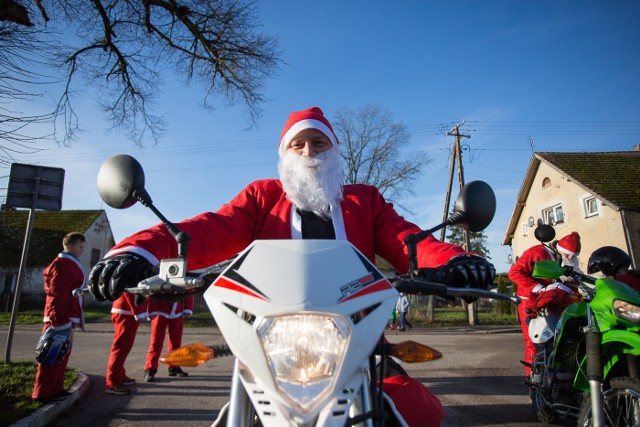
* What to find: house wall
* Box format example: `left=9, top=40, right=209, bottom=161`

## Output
left=81, top=211, right=116, bottom=269
left=0, top=212, right=115, bottom=300
left=510, top=162, right=627, bottom=272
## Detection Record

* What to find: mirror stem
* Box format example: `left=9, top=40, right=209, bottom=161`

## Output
left=404, top=212, right=466, bottom=277
left=133, top=188, right=191, bottom=258
left=405, top=224, right=444, bottom=278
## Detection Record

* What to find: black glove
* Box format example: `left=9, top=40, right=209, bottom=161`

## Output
left=88, top=253, right=156, bottom=302
left=525, top=308, right=537, bottom=325
left=446, top=254, right=496, bottom=302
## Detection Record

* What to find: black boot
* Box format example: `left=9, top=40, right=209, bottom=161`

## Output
left=168, top=367, right=188, bottom=377
left=144, top=369, right=156, bottom=382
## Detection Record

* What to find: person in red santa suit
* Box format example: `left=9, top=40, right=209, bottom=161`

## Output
left=89, top=252, right=154, bottom=395
left=32, top=232, right=86, bottom=403
left=100, top=292, right=150, bottom=394
left=88, top=106, right=495, bottom=426
left=144, top=294, right=194, bottom=382
left=508, top=231, right=581, bottom=378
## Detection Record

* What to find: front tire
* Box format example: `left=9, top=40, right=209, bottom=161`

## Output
left=577, top=376, right=640, bottom=426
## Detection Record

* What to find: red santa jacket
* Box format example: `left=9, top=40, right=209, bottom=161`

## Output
left=148, top=294, right=194, bottom=319
left=617, top=271, right=640, bottom=292
left=111, top=293, right=149, bottom=320
left=508, top=244, right=556, bottom=311
left=43, top=253, right=85, bottom=329
left=107, top=180, right=466, bottom=277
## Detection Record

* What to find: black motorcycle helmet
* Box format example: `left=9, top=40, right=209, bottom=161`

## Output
left=587, top=246, right=631, bottom=277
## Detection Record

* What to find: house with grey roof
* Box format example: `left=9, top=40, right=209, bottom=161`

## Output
left=503, top=150, right=640, bottom=271
left=0, top=209, right=115, bottom=304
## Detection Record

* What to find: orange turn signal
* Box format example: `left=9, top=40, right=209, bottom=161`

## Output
left=160, top=343, right=214, bottom=367
left=572, top=293, right=584, bottom=304
left=390, top=340, right=442, bottom=363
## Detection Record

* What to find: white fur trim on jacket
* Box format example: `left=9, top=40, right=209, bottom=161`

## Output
left=106, top=246, right=159, bottom=265
left=279, top=119, right=338, bottom=152
left=111, top=307, right=149, bottom=321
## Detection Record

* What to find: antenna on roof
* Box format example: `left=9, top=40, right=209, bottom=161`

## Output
left=529, top=136, right=535, bottom=152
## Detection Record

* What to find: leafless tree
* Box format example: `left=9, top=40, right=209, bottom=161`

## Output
left=0, top=0, right=280, bottom=163
left=332, top=104, right=430, bottom=210
left=0, top=21, right=56, bottom=165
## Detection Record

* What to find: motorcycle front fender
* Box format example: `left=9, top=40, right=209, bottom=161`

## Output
left=573, top=329, right=640, bottom=390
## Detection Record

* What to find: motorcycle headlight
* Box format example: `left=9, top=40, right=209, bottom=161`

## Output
left=257, top=313, right=350, bottom=413
left=613, top=299, right=640, bottom=323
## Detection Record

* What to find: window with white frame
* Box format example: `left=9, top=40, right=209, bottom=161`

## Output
left=542, top=204, right=564, bottom=225
left=583, top=196, right=599, bottom=217
left=522, top=223, right=529, bottom=236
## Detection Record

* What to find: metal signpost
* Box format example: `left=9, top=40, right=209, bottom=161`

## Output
left=3, top=163, right=64, bottom=363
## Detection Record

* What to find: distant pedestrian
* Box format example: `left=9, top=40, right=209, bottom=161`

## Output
left=144, top=295, right=194, bottom=382
left=396, top=293, right=413, bottom=331
left=32, top=232, right=86, bottom=403
left=388, top=307, right=398, bottom=330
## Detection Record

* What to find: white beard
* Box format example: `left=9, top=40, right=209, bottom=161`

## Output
left=561, top=255, right=582, bottom=273
left=278, top=145, right=343, bottom=220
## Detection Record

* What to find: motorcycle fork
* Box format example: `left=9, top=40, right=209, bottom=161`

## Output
left=531, top=345, right=551, bottom=389
left=348, top=372, right=374, bottom=427
left=227, top=359, right=257, bottom=427
left=585, top=305, right=605, bottom=427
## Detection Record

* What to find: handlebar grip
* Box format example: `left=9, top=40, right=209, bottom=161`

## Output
left=393, top=279, right=449, bottom=298
left=72, top=288, right=88, bottom=297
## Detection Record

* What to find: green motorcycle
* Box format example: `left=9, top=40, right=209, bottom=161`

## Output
left=528, top=259, right=640, bottom=426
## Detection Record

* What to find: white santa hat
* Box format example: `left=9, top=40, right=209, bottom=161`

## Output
left=279, top=106, right=339, bottom=153
left=557, top=232, right=581, bottom=256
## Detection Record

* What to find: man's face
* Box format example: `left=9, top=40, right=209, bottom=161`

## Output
left=287, top=128, right=332, bottom=158
left=278, top=128, right=343, bottom=216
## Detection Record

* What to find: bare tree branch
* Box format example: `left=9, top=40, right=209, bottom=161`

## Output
left=333, top=104, right=431, bottom=211
left=0, top=21, right=56, bottom=165
left=0, top=0, right=281, bottom=160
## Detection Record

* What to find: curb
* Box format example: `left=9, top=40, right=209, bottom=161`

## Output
left=11, top=372, right=90, bottom=427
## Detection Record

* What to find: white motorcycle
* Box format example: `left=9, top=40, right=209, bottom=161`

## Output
left=94, top=154, right=518, bottom=427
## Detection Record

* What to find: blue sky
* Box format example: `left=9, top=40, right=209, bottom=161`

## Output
left=2, top=1, right=640, bottom=273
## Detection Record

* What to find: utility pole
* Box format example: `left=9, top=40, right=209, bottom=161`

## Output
left=439, top=122, right=478, bottom=326
left=440, top=122, right=470, bottom=243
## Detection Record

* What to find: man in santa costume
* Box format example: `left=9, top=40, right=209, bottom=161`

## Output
left=144, top=295, right=194, bottom=382
left=32, top=232, right=86, bottom=403
left=100, top=290, right=149, bottom=394
left=89, top=106, right=495, bottom=426
left=508, top=231, right=581, bottom=377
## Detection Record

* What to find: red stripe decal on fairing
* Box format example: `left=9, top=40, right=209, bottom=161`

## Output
left=339, top=279, right=393, bottom=303
left=214, top=277, right=269, bottom=301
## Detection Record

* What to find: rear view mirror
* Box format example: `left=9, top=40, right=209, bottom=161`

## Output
left=534, top=224, right=556, bottom=243
left=97, top=154, right=146, bottom=209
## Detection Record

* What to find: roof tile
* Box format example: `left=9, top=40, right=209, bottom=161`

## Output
left=0, top=210, right=102, bottom=267
left=536, top=151, right=640, bottom=210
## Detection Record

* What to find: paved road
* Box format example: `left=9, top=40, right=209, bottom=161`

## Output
left=2, top=322, right=540, bottom=426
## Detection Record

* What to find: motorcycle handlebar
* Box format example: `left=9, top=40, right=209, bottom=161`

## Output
left=391, top=273, right=521, bottom=305
left=123, top=257, right=235, bottom=297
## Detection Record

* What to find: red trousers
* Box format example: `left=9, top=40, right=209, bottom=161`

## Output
left=32, top=325, right=72, bottom=399
left=517, top=302, right=535, bottom=377
left=145, top=315, right=184, bottom=371
left=106, top=313, right=140, bottom=388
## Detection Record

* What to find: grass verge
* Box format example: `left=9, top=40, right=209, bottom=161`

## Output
left=0, top=361, right=77, bottom=427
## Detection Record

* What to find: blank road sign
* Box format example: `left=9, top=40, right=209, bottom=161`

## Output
left=5, top=163, right=65, bottom=211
